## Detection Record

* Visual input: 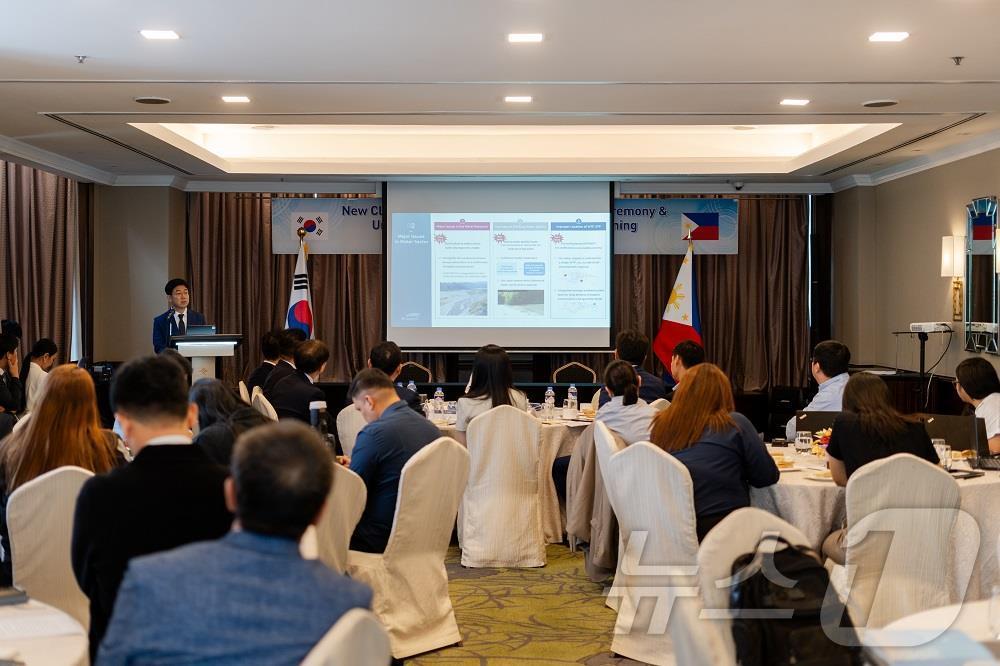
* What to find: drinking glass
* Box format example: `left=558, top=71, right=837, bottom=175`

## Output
left=562, top=398, right=576, bottom=420
left=991, top=585, right=1000, bottom=639
left=932, top=439, right=952, bottom=471
left=794, top=431, right=812, bottom=454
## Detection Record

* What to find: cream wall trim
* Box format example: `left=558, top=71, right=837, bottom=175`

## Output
left=830, top=174, right=874, bottom=192
left=0, top=135, right=114, bottom=184
left=618, top=182, right=833, bottom=194
left=179, top=180, right=380, bottom=194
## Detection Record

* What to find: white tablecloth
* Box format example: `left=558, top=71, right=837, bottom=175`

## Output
left=885, top=599, right=991, bottom=639
left=439, top=418, right=589, bottom=543
left=751, top=453, right=1000, bottom=602
left=0, top=600, right=87, bottom=665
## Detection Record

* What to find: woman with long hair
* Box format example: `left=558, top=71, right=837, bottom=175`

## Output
left=955, top=357, right=1000, bottom=454
left=189, top=378, right=268, bottom=466
left=454, top=345, right=528, bottom=445
left=596, top=360, right=657, bottom=445
left=0, top=364, right=122, bottom=583
left=19, top=338, right=58, bottom=414
left=649, top=363, right=778, bottom=541
left=821, top=372, right=936, bottom=564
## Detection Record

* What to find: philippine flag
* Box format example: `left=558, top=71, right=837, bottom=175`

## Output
left=652, top=243, right=702, bottom=374
left=682, top=212, right=720, bottom=241
left=285, top=241, right=315, bottom=339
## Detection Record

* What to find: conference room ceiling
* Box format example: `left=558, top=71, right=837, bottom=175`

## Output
left=1, top=0, right=999, bottom=187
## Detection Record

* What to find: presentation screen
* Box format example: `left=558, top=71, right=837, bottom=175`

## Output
left=386, top=182, right=612, bottom=349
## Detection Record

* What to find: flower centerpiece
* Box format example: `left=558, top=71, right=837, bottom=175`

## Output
left=811, top=428, right=832, bottom=456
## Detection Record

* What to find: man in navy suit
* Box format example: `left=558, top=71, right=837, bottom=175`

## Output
left=245, top=330, right=282, bottom=392
left=97, top=421, right=372, bottom=665
left=269, top=340, right=329, bottom=423
left=597, top=329, right=668, bottom=408
left=368, top=340, right=422, bottom=414
left=261, top=328, right=308, bottom=398
left=152, top=278, right=206, bottom=353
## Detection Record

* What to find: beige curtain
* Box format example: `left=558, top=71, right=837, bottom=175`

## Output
left=0, top=161, right=79, bottom=359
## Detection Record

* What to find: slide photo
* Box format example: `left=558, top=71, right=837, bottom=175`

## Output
left=497, top=289, right=545, bottom=317
left=439, top=281, right=488, bottom=316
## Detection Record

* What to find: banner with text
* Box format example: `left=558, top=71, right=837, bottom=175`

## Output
left=613, top=198, right=738, bottom=254
left=271, top=198, right=383, bottom=254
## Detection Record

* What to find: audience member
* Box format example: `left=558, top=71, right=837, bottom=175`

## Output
left=19, top=338, right=58, bottom=414
left=262, top=328, right=308, bottom=396
left=0, top=320, right=22, bottom=341
left=596, top=360, right=658, bottom=445
left=597, top=330, right=667, bottom=407
left=159, top=348, right=193, bottom=386
left=348, top=368, right=440, bottom=553
left=454, top=344, right=528, bottom=445
left=785, top=340, right=851, bottom=441
left=955, top=357, right=1000, bottom=454
left=821, top=372, right=937, bottom=564
left=269, top=340, right=329, bottom=423
left=664, top=339, right=705, bottom=400
left=246, top=330, right=282, bottom=393
left=0, top=335, right=23, bottom=438
left=97, top=422, right=372, bottom=665
left=650, top=363, right=778, bottom=541
left=0, top=365, right=122, bottom=585
left=72, top=355, right=233, bottom=657
left=368, top=340, right=422, bottom=413
left=190, top=379, right=269, bottom=466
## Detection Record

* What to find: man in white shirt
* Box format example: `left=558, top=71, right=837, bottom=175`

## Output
left=152, top=278, right=206, bottom=353
left=785, top=340, right=851, bottom=441
left=955, top=357, right=1000, bottom=454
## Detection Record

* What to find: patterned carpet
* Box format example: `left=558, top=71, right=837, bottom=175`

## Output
left=407, top=545, right=647, bottom=665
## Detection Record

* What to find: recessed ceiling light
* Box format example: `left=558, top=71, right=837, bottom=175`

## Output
left=732, top=126, right=756, bottom=131
left=140, top=29, right=179, bottom=40
left=869, top=32, right=909, bottom=42
left=780, top=99, right=810, bottom=106
left=505, top=95, right=532, bottom=103
left=508, top=33, right=544, bottom=43
left=251, top=125, right=276, bottom=130
left=222, top=96, right=251, bottom=103
left=863, top=99, right=899, bottom=108
left=133, top=96, right=171, bottom=105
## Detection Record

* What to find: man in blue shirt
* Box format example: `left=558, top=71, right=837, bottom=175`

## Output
left=598, top=329, right=668, bottom=408
left=98, top=421, right=372, bottom=665
left=348, top=368, right=441, bottom=553
left=785, top=340, right=851, bottom=441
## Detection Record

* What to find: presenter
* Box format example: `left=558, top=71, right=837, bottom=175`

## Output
left=152, top=278, right=206, bottom=353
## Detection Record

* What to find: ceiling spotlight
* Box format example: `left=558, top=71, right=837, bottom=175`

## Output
left=140, top=29, right=180, bottom=40
left=251, top=125, right=276, bottom=130
left=862, top=99, right=899, bottom=108
left=222, top=96, right=251, bottom=103
left=780, top=99, right=810, bottom=106
left=75, top=55, right=87, bottom=64
left=504, top=95, right=533, bottom=103
left=869, top=32, right=909, bottom=42
left=508, top=33, right=544, bottom=43
left=134, top=96, right=171, bottom=105
left=732, top=125, right=756, bottom=131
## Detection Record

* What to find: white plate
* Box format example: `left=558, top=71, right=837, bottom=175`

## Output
left=805, top=472, right=834, bottom=482
left=778, top=466, right=802, bottom=473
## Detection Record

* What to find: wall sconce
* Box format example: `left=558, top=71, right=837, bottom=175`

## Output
left=941, top=235, right=965, bottom=321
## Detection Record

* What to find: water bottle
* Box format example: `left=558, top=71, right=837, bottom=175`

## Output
left=434, top=387, right=445, bottom=415
left=406, top=380, right=417, bottom=394
left=309, top=400, right=330, bottom=447
left=544, top=386, right=556, bottom=418
left=568, top=384, right=578, bottom=412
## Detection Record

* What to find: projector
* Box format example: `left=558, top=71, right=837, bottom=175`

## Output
left=909, top=322, right=952, bottom=333
left=969, top=322, right=998, bottom=333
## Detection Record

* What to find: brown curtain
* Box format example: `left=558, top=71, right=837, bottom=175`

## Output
left=187, top=193, right=382, bottom=384
left=0, top=161, right=79, bottom=360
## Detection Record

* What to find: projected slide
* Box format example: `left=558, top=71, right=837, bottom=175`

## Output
left=391, top=213, right=610, bottom=330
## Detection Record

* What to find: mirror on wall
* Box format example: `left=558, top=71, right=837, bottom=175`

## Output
left=966, top=196, right=999, bottom=353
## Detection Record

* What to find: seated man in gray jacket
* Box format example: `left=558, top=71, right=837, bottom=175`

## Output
left=97, top=421, right=373, bottom=665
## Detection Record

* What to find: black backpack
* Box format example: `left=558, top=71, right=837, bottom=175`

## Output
left=729, top=535, right=862, bottom=666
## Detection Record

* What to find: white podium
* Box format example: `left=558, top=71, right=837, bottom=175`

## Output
left=171, top=334, right=243, bottom=381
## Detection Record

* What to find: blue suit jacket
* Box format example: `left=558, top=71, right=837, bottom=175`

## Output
left=152, top=309, right=206, bottom=353
left=97, top=531, right=372, bottom=666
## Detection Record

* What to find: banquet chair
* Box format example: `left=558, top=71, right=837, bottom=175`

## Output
left=460, top=405, right=546, bottom=567
left=238, top=380, right=250, bottom=404
left=300, top=463, right=367, bottom=574
left=599, top=436, right=706, bottom=666
left=251, top=385, right=263, bottom=402
left=347, top=437, right=469, bottom=659
left=838, top=453, right=962, bottom=629
left=697, top=508, right=813, bottom=665
left=8, top=466, right=94, bottom=629
left=11, top=411, right=30, bottom=433
left=593, top=422, right=628, bottom=610
left=552, top=361, right=597, bottom=384
left=251, top=391, right=279, bottom=421
left=590, top=390, right=602, bottom=411
left=336, top=405, right=368, bottom=458
left=649, top=398, right=670, bottom=411
left=397, top=361, right=432, bottom=383
left=300, top=608, right=391, bottom=666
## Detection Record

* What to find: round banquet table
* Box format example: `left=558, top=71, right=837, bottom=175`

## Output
left=437, top=414, right=591, bottom=543
left=0, top=600, right=88, bottom=665
left=750, top=452, right=1000, bottom=603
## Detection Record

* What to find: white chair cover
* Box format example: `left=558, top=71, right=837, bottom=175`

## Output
left=841, top=453, right=961, bottom=629
left=347, top=437, right=469, bottom=659
left=696, top=507, right=812, bottom=664
left=251, top=385, right=263, bottom=401
left=600, top=438, right=702, bottom=666
left=11, top=412, right=30, bottom=433
left=590, top=390, right=602, bottom=411
left=310, top=463, right=367, bottom=573
left=7, top=466, right=94, bottom=629
left=460, top=405, right=546, bottom=568
left=300, top=608, right=391, bottom=666
left=251, top=391, right=278, bottom=421
left=336, top=405, right=368, bottom=458
left=238, top=380, right=250, bottom=404
left=649, top=398, right=670, bottom=411
left=594, top=422, right=627, bottom=611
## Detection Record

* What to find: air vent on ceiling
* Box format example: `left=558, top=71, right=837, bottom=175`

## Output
left=862, top=99, right=899, bottom=108
left=133, top=96, right=171, bottom=105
